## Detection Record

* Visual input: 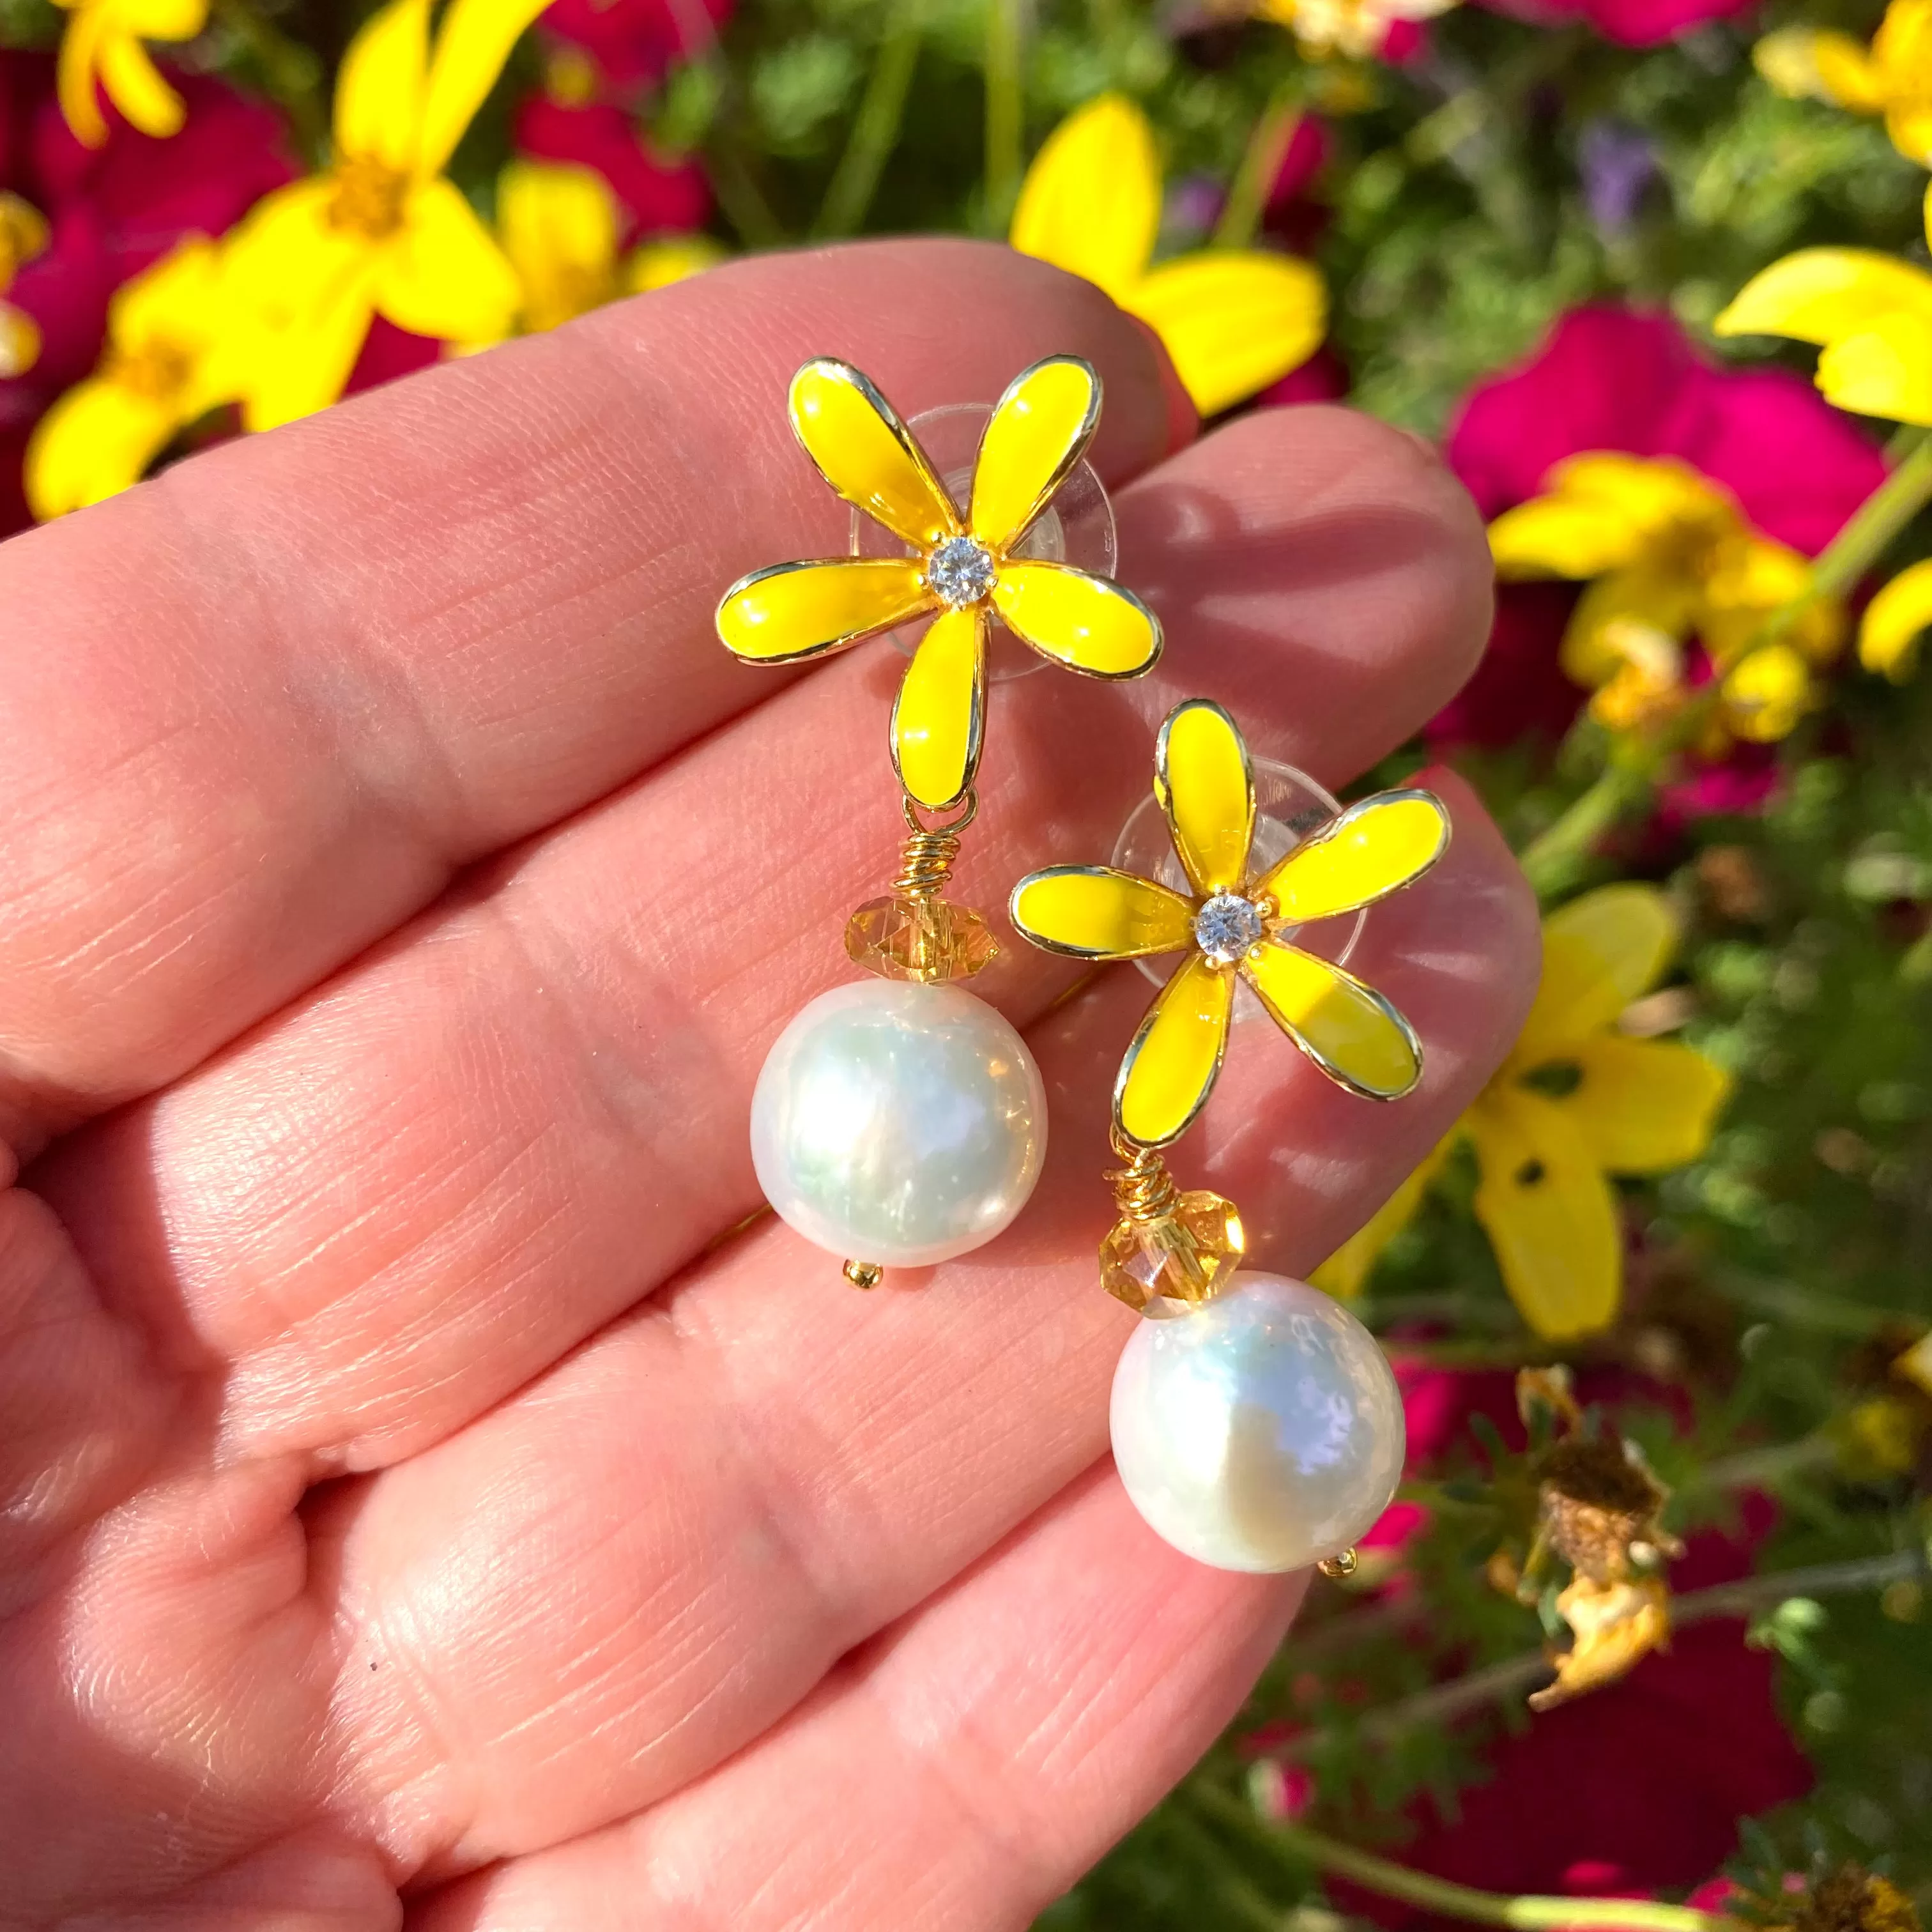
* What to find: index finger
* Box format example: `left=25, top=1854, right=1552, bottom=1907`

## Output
left=0, top=240, right=1186, bottom=1153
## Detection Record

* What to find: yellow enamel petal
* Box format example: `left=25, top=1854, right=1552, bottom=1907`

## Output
left=1816, top=311, right=1932, bottom=425
left=24, top=376, right=176, bottom=518
left=991, top=562, right=1161, bottom=678
left=1468, top=1088, right=1620, bottom=1339
left=1241, top=941, right=1423, bottom=1100
left=716, top=558, right=933, bottom=664
left=1121, top=250, right=1326, bottom=418
left=1257, top=789, right=1449, bottom=923
left=499, top=160, right=618, bottom=331
left=1312, top=1131, right=1457, bottom=1300
left=1714, top=248, right=1932, bottom=346
left=1114, top=952, right=1234, bottom=1148
left=376, top=176, right=521, bottom=342
left=56, top=4, right=111, bottom=148
left=1513, top=883, right=1675, bottom=1063
left=1558, top=1037, right=1731, bottom=1176
left=967, top=355, right=1100, bottom=552
left=892, top=605, right=986, bottom=811
left=1151, top=698, right=1254, bottom=897
left=1860, top=557, right=1932, bottom=677
left=788, top=358, right=960, bottom=552
left=1009, top=866, right=1195, bottom=960
left=416, top=0, right=555, bottom=178
left=96, top=30, right=185, bottom=137
left=1008, top=93, right=1159, bottom=300
left=335, top=0, right=429, bottom=173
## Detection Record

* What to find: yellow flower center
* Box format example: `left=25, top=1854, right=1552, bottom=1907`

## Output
left=103, top=336, right=194, bottom=403
left=328, top=155, right=413, bottom=239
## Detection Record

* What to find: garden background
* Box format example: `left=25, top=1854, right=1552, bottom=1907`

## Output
left=2, top=0, right=1930, bottom=1920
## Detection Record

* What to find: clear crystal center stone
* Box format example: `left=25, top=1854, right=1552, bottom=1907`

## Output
left=927, top=536, right=997, bottom=607
left=1193, top=893, right=1265, bottom=967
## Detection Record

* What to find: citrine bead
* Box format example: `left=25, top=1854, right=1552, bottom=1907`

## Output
left=845, top=893, right=999, bottom=983
left=1098, top=1190, right=1245, bottom=1314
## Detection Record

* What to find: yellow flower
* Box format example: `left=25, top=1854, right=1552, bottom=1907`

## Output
left=496, top=160, right=722, bottom=335
left=1253, top=0, right=1454, bottom=61
left=1715, top=193, right=1932, bottom=427
left=1859, top=558, right=1932, bottom=677
left=1487, top=452, right=1844, bottom=747
left=1754, top=0, right=1932, bottom=167
left=26, top=236, right=238, bottom=518
left=1530, top=1574, right=1673, bottom=1710
left=0, top=192, right=50, bottom=378
left=220, top=0, right=550, bottom=429
left=1008, top=94, right=1326, bottom=418
left=1011, top=700, right=1448, bottom=1146
left=1315, top=885, right=1731, bottom=1339
left=54, top=0, right=207, bottom=148
left=716, top=356, right=1163, bottom=811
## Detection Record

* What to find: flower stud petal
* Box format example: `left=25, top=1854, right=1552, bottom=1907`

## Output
left=968, top=355, right=1102, bottom=553
left=1255, top=788, right=1450, bottom=923
left=892, top=605, right=988, bottom=811
left=1009, top=866, right=1197, bottom=960
left=1241, top=940, right=1422, bottom=1100
left=1114, top=951, right=1235, bottom=1147
left=788, top=358, right=963, bottom=551
left=717, top=557, right=934, bottom=664
left=1153, top=698, right=1254, bottom=899
left=992, top=562, right=1162, bottom=678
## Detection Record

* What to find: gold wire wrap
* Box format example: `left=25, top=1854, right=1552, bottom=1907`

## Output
left=893, top=790, right=977, bottom=900
left=845, top=788, right=997, bottom=986
left=1097, top=1124, right=1245, bottom=1312
left=1107, top=1127, right=1183, bottom=1225
left=1317, top=1547, right=1360, bottom=1579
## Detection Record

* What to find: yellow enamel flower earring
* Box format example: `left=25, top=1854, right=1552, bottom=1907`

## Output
left=719, top=355, right=1163, bottom=1285
left=1010, top=699, right=1450, bottom=1574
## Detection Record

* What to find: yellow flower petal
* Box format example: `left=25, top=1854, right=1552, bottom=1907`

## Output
left=335, top=0, right=429, bottom=175
left=716, top=558, right=933, bottom=664
left=1257, top=788, right=1450, bottom=924
left=24, top=375, right=176, bottom=518
left=1816, top=310, right=1932, bottom=425
left=1489, top=498, right=1645, bottom=581
left=1008, top=866, right=1196, bottom=960
left=627, top=234, right=726, bottom=293
left=0, top=301, right=40, bottom=379
left=376, top=176, right=521, bottom=342
left=891, top=605, right=986, bottom=811
left=1514, top=884, right=1676, bottom=1064
left=1153, top=697, right=1254, bottom=898
left=416, top=0, right=556, bottom=178
left=1556, top=1036, right=1731, bottom=1175
left=967, top=355, right=1100, bottom=553
left=1008, top=93, right=1159, bottom=301
left=788, top=358, right=961, bottom=553
left=1468, top=1087, right=1621, bottom=1338
left=1115, top=951, right=1234, bottom=1147
left=1121, top=250, right=1326, bottom=418
left=238, top=270, right=381, bottom=431
left=1241, top=940, right=1423, bottom=1100
left=1312, top=1132, right=1456, bottom=1300
left=113, top=231, right=224, bottom=345
left=1720, top=640, right=1814, bottom=742
left=1752, top=27, right=1885, bottom=107
left=1859, top=556, right=1932, bottom=677
left=96, top=26, right=187, bottom=137
left=1714, top=248, right=1932, bottom=348
left=500, top=160, right=618, bottom=332
left=990, top=561, right=1162, bottom=677
left=1561, top=576, right=1698, bottom=688
left=57, top=3, right=112, bottom=148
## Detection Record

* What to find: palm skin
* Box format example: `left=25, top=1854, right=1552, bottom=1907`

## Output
left=0, top=241, right=1537, bottom=1931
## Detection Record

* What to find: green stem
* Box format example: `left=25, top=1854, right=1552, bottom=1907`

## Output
left=211, top=0, right=326, bottom=158
left=1215, top=82, right=1301, bottom=249
left=705, top=137, right=785, bottom=248
left=1516, top=753, right=1658, bottom=902
left=1808, top=426, right=1932, bottom=603
left=814, top=3, right=923, bottom=238
left=1194, top=1788, right=1733, bottom=1932
left=983, top=0, right=1025, bottom=233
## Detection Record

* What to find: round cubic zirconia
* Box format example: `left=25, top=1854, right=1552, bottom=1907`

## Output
left=927, top=536, right=997, bottom=607
left=1193, top=893, right=1265, bottom=967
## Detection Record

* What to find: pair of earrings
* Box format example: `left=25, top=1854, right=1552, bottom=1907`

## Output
left=716, top=356, right=1443, bottom=1577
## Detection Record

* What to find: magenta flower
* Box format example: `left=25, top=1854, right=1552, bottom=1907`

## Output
left=1474, top=0, right=1757, bottom=49
left=540, top=0, right=731, bottom=90
left=514, top=95, right=710, bottom=240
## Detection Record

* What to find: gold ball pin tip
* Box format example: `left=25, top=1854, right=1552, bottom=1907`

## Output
left=1316, top=1546, right=1360, bottom=1580
left=843, top=1259, right=884, bottom=1290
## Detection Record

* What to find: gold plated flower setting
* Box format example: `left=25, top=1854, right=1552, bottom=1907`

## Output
left=715, top=355, right=1163, bottom=811
left=1010, top=699, right=1445, bottom=1575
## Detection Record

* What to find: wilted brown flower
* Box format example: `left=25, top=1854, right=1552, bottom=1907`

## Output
left=1534, top=1434, right=1685, bottom=1584
left=1782, top=1866, right=1922, bottom=1932
left=1529, top=1574, right=1671, bottom=1710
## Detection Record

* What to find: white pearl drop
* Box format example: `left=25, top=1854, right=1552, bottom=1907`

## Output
left=750, top=979, right=1047, bottom=1267
left=1110, top=1271, right=1405, bottom=1574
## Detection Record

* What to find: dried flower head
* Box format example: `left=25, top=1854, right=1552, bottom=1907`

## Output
left=1784, top=1866, right=1922, bottom=1932
left=1534, top=1434, right=1684, bottom=1584
left=1530, top=1573, right=1671, bottom=1710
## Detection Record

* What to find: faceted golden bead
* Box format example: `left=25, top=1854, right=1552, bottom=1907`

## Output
left=1098, top=1190, right=1245, bottom=1313
left=844, top=893, right=999, bottom=983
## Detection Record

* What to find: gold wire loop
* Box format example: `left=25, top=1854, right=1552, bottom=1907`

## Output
left=1105, top=1135, right=1181, bottom=1225
left=1317, top=1546, right=1360, bottom=1580
left=893, top=788, right=978, bottom=901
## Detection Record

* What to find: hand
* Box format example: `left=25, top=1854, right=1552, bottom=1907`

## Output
left=0, top=241, right=1537, bottom=1930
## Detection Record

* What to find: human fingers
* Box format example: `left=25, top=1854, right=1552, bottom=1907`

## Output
left=0, top=240, right=1183, bottom=1153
